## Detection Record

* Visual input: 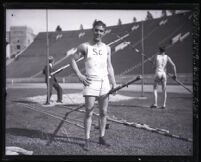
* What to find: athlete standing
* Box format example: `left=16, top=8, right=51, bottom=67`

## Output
left=43, top=56, right=63, bottom=104
left=151, top=46, right=177, bottom=109
left=70, top=20, right=117, bottom=150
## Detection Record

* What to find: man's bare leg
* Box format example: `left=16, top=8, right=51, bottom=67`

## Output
left=151, top=82, right=158, bottom=108
left=162, top=80, right=167, bottom=108
left=98, top=95, right=110, bottom=147
left=84, top=96, right=96, bottom=150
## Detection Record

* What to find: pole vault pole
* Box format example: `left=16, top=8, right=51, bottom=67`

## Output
left=50, top=33, right=130, bottom=76
left=46, top=75, right=142, bottom=145
left=46, top=9, right=50, bottom=104
left=141, top=21, right=144, bottom=97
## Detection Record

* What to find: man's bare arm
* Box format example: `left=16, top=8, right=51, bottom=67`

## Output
left=107, top=46, right=117, bottom=89
left=167, top=56, right=177, bottom=79
left=70, top=44, right=90, bottom=86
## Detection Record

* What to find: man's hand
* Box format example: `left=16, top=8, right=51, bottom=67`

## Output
left=78, top=74, right=91, bottom=86
left=172, top=74, right=177, bottom=80
left=111, top=83, right=118, bottom=95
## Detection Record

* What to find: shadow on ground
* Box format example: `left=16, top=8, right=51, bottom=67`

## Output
left=12, top=100, right=39, bottom=104
left=6, top=128, right=99, bottom=150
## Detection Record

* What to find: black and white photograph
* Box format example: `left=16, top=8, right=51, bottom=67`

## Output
left=1, top=2, right=200, bottom=162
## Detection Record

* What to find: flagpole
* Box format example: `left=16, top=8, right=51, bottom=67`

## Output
left=141, top=21, right=144, bottom=97
left=46, top=9, right=50, bottom=104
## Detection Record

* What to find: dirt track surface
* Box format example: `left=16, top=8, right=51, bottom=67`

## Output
left=7, top=83, right=192, bottom=94
left=5, top=86, right=193, bottom=156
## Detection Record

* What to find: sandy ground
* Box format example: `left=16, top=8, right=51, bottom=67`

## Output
left=6, top=83, right=193, bottom=94
left=5, top=85, right=193, bottom=157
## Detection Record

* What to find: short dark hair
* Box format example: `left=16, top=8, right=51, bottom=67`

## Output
left=159, top=46, right=165, bottom=53
left=93, top=20, right=106, bottom=29
left=48, top=56, right=54, bottom=63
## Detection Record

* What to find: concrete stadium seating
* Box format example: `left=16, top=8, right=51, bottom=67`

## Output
left=6, top=12, right=193, bottom=81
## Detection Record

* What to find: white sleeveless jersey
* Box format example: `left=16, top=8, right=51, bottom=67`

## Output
left=84, top=43, right=109, bottom=79
left=155, top=54, right=168, bottom=73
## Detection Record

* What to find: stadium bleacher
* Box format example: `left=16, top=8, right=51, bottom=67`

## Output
left=6, top=12, right=193, bottom=84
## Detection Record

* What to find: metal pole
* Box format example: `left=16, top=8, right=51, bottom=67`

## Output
left=46, top=9, right=50, bottom=104
left=141, top=21, right=144, bottom=97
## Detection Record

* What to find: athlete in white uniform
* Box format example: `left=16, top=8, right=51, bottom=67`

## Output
left=151, top=46, right=177, bottom=109
left=80, top=42, right=111, bottom=96
left=70, top=20, right=116, bottom=150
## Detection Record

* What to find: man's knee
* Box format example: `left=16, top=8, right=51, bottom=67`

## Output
left=162, top=81, right=167, bottom=90
left=85, top=109, right=93, bottom=118
left=85, top=104, right=94, bottom=118
left=59, top=86, right=62, bottom=93
left=162, top=86, right=166, bottom=91
left=153, top=82, right=158, bottom=90
left=99, top=109, right=107, bottom=117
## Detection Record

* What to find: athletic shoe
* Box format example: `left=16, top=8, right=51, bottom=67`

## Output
left=99, top=137, right=110, bottom=147
left=161, top=106, right=166, bottom=109
left=150, top=104, right=158, bottom=108
left=56, top=100, right=63, bottom=103
left=45, top=102, right=50, bottom=105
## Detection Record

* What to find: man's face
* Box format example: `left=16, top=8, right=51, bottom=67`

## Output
left=93, top=25, right=105, bottom=42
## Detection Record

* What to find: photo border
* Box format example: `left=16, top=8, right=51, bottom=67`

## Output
left=1, top=1, right=200, bottom=162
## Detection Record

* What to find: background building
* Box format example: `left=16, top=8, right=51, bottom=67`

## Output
left=8, top=26, right=35, bottom=58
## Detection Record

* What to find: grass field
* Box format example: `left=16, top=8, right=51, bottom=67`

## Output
left=5, top=83, right=193, bottom=157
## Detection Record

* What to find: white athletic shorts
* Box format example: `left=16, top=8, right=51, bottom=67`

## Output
left=154, top=71, right=167, bottom=82
left=83, top=76, right=111, bottom=97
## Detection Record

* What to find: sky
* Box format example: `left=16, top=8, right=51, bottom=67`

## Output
left=6, top=9, right=175, bottom=35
